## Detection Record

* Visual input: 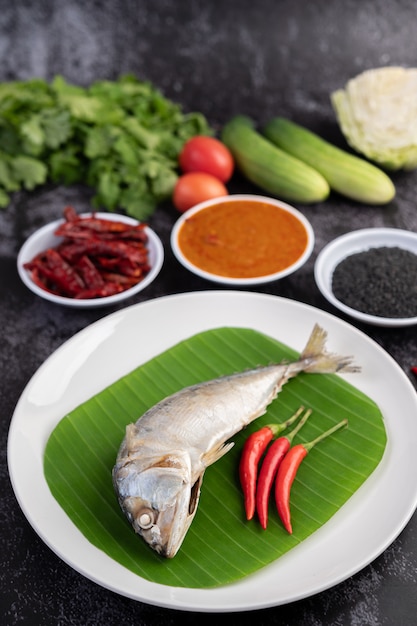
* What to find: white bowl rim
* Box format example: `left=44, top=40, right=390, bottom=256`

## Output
left=17, top=212, right=164, bottom=308
left=314, top=227, right=417, bottom=327
left=170, top=194, right=315, bottom=285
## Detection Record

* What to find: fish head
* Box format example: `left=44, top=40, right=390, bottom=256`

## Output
left=113, top=451, right=202, bottom=558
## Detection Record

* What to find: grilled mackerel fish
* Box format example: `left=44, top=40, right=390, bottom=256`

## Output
left=112, top=324, right=359, bottom=558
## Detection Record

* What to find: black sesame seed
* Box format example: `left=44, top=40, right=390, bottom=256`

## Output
left=331, top=246, right=417, bottom=318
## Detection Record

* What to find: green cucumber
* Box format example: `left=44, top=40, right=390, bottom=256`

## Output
left=263, top=117, right=395, bottom=205
left=221, top=116, right=330, bottom=204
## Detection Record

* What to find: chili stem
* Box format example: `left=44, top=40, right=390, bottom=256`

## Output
left=269, top=405, right=306, bottom=437
left=287, top=408, right=312, bottom=442
left=302, top=418, right=348, bottom=452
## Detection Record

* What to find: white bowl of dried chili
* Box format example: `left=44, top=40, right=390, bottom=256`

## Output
left=314, top=228, right=417, bottom=327
left=17, top=208, right=164, bottom=308
left=170, top=194, right=314, bottom=285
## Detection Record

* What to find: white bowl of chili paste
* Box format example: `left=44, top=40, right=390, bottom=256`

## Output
left=171, top=194, right=315, bottom=285
left=314, top=228, right=417, bottom=327
left=17, top=207, right=164, bottom=308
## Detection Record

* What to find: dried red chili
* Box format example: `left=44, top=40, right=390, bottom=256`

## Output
left=55, top=213, right=147, bottom=240
left=25, top=248, right=85, bottom=296
left=63, top=205, right=78, bottom=222
left=255, top=408, right=312, bottom=530
left=275, top=418, right=348, bottom=534
left=75, top=255, right=105, bottom=289
left=24, top=206, right=151, bottom=300
left=74, top=283, right=124, bottom=299
left=239, top=406, right=305, bottom=521
left=57, top=238, right=148, bottom=264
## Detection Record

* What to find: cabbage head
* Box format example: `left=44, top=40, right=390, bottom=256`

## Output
left=331, top=67, right=417, bottom=171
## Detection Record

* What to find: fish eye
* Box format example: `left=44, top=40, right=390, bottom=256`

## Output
left=138, top=508, right=155, bottom=530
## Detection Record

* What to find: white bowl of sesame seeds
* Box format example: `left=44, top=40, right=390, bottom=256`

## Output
left=314, top=228, right=417, bottom=327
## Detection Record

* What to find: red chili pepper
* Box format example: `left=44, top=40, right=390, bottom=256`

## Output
left=239, top=406, right=305, bottom=521
left=99, top=271, right=142, bottom=286
left=24, top=248, right=85, bottom=296
left=74, top=283, right=124, bottom=299
left=256, top=408, right=312, bottom=529
left=57, top=238, right=148, bottom=264
left=411, top=367, right=417, bottom=377
left=63, top=205, right=79, bottom=222
left=275, top=418, right=348, bottom=534
left=75, top=255, right=105, bottom=289
left=55, top=217, right=147, bottom=241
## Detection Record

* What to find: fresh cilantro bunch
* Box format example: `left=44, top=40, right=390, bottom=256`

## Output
left=0, top=75, right=211, bottom=219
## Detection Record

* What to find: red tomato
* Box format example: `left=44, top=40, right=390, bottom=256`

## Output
left=173, top=172, right=228, bottom=213
left=179, top=136, right=234, bottom=182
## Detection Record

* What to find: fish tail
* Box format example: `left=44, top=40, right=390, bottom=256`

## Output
left=299, top=324, right=360, bottom=374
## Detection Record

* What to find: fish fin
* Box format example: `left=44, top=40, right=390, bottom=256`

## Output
left=300, top=324, right=360, bottom=374
left=202, top=442, right=234, bottom=467
left=125, top=423, right=139, bottom=454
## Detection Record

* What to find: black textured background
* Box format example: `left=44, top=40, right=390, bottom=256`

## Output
left=1, top=1, right=417, bottom=624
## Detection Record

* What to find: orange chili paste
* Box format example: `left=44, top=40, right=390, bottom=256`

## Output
left=177, top=199, right=309, bottom=278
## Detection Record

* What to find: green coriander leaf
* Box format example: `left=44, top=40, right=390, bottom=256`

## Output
left=178, top=112, right=213, bottom=138
left=48, top=148, right=83, bottom=185
left=85, top=156, right=112, bottom=188
left=51, top=77, right=117, bottom=125
left=58, top=93, right=107, bottom=124
left=0, top=187, right=10, bottom=208
left=11, top=155, right=48, bottom=190
left=150, top=167, right=178, bottom=199
left=0, top=124, right=24, bottom=156
left=93, top=170, right=121, bottom=210
left=123, top=116, right=160, bottom=150
left=84, top=126, right=114, bottom=159
left=51, top=75, right=84, bottom=96
left=0, top=156, right=20, bottom=191
left=114, top=160, right=144, bottom=187
left=119, top=183, right=156, bottom=220
left=20, top=115, right=45, bottom=152
left=156, top=132, right=185, bottom=160
left=113, top=132, right=140, bottom=166
left=89, top=78, right=138, bottom=111
left=0, top=79, right=54, bottom=118
left=41, top=108, right=73, bottom=149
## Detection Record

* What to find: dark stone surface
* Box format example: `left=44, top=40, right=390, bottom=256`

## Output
left=1, top=1, right=417, bottom=624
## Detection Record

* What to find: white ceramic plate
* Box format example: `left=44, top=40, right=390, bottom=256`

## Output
left=7, top=291, right=417, bottom=612
left=17, top=212, right=164, bottom=308
left=314, top=228, right=417, bottom=327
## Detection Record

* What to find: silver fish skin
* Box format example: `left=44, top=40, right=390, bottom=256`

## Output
left=112, top=324, right=359, bottom=558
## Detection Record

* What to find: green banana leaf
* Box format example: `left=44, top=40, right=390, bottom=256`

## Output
left=44, top=327, right=386, bottom=588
